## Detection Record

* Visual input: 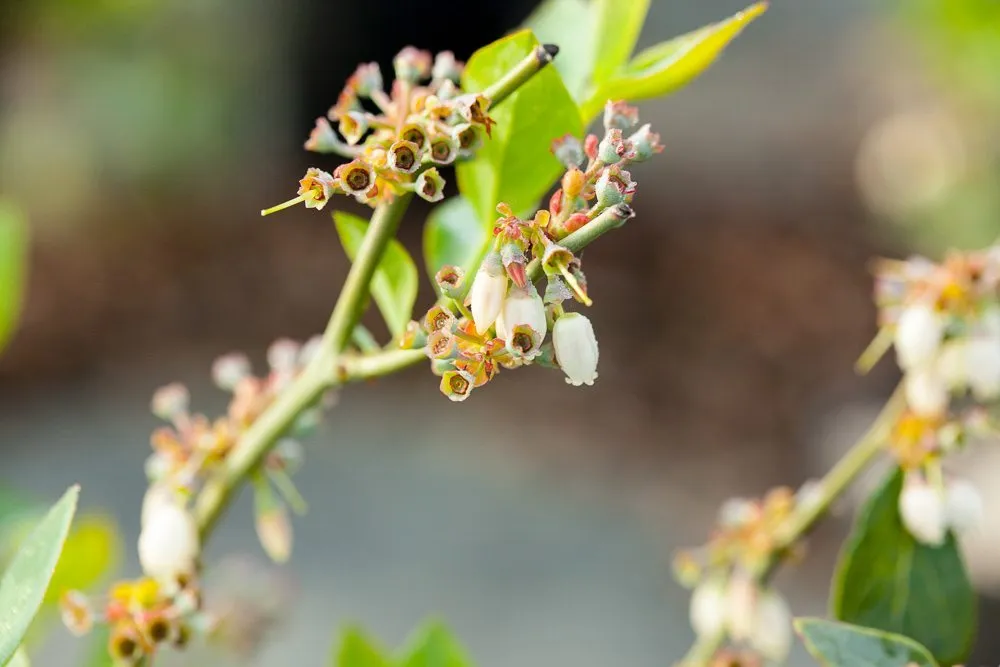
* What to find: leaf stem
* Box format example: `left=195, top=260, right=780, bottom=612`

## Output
left=483, top=44, right=560, bottom=107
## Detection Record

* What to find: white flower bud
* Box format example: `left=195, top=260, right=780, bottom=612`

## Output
left=965, top=335, right=1000, bottom=401
left=689, top=577, right=728, bottom=638
left=552, top=313, right=599, bottom=386
left=899, top=473, right=947, bottom=546
left=904, top=365, right=948, bottom=417
left=894, top=303, right=943, bottom=371
left=138, top=497, right=200, bottom=584
left=468, top=258, right=508, bottom=334
left=945, top=478, right=983, bottom=534
left=725, top=574, right=757, bottom=642
left=749, top=589, right=793, bottom=663
left=935, top=340, right=968, bottom=389
left=495, top=286, right=546, bottom=346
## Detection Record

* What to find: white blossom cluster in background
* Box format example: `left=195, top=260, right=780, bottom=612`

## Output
left=875, top=250, right=999, bottom=544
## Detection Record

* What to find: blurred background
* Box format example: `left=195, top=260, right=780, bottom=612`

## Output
left=2, top=0, right=1000, bottom=664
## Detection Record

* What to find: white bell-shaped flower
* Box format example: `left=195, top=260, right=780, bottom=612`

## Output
left=552, top=313, right=599, bottom=386
left=495, top=286, right=546, bottom=358
left=945, top=478, right=983, bottom=534
left=749, top=589, right=793, bottom=663
left=138, top=496, right=200, bottom=584
left=904, top=365, right=949, bottom=417
left=689, top=576, right=728, bottom=638
left=894, top=303, right=943, bottom=371
left=935, top=340, right=968, bottom=390
left=468, top=257, right=508, bottom=335
left=965, top=335, right=1000, bottom=401
left=899, top=473, right=947, bottom=546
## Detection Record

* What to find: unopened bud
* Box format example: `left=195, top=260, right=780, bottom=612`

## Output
left=151, top=383, right=189, bottom=420
left=393, top=46, right=432, bottom=82
left=595, top=166, right=635, bottom=207
left=387, top=140, right=421, bottom=174
left=904, top=365, right=948, bottom=417
left=749, top=589, right=792, bottom=663
left=894, top=303, right=943, bottom=371
left=553, top=312, right=599, bottom=386
left=689, top=576, right=728, bottom=638
left=551, top=134, right=584, bottom=168
left=899, top=472, right=947, bottom=546
left=415, top=167, right=445, bottom=202
left=628, top=123, right=664, bottom=161
left=965, top=335, right=1000, bottom=401
left=597, top=129, right=631, bottom=164
left=562, top=168, right=586, bottom=198
left=212, top=353, right=252, bottom=391
left=432, top=51, right=463, bottom=83
left=725, top=574, right=758, bottom=642
left=267, top=338, right=300, bottom=375
left=496, top=286, right=546, bottom=359
left=440, top=369, right=475, bottom=401
left=603, top=100, right=639, bottom=131
left=256, top=504, right=293, bottom=563
left=138, top=498, right=200, bottom=584
left=468, top=253, right=508, bottom=334
left=945, top=478, right=983, bottom=534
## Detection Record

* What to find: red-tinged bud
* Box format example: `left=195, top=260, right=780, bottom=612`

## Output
left=304, top=117, right=338, bottom=153
left=602, top=100, right=639, bottom=131
left=628, top=123, right=664, bottom=161
left=595, top=165, right=636, bottom=207
left=387, top=140, right=421, bottom=174
left=564, top=212, right=590, bottom=235
left=549, top=189, right=563, bottom=217
left=393, top=46, right=433, bottom=82
left=598, top=128, right=633, bottom=164
left=506, top=261, right=527, bottom=289
left=584, top=134, right=599, bottom=160
left=400, top=123, right=428, bottom=151
left=551, top=134, right=584, bottom=168
left=351, top=62, right=383, bottom=97
left=500, top=243, right=528, bottom=288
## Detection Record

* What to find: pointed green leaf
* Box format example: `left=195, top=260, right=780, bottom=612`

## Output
left=524, top=0, right=598, bottom=101
left=422, top=197, right=489, bottom=283
left=581, top=2, right=767, bottom=121
left=334, top=625, right=391, bottom=667
left=398, top=621, right=473, bottom=667
left=457, top=30, right=582, bottom=227
left=0, top=486, right=79, bottom=665
left=795, top=618, right=937, bottom=667
left=334, top=211, right=418, bottom=338
left=831, top=469, right=975, bottom=666
left=590, top=0, right=651, bottom=84
left=0, top=200, right=28, bottom=355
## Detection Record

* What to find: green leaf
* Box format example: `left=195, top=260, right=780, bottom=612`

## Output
left=457, top=29, right=583, bottom=227
left=334, top=211, right=418, bottom=338
left=795, top=617, right=938, bottom=667
left=590, top=0, right=651, bottom=84
left=45, top=515, right=120, bottom=604
left=0, top=486, right=79, bottom=666
left=398, top=621, right=473, bottom=667
left=334, top=626, right=391, bottom=667
left=422, top=197, right=489, bottom=283
left=581, top=1, right=768, bottom=120
left=830, top=469, right=975, bottom=666
left=0, top=200, right=28, bottom=355
left=523, top=0, right=598, bottom=102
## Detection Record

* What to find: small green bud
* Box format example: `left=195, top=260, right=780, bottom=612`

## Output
left=628, top=123, right=663, bottom=162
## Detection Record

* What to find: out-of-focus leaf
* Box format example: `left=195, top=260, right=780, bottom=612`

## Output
left=333, top=211, right=418, bottom=338
left=422, top=197, right=489, bottom=284
left=457, top=30, right=582, bottom=226
left=590, top=0, right=651, bottom=84
left=334, top=626, right=391, bottom=667
left=0, top=486, right=79, bottom=665
left=795, top=617, right=938, bottom=667
left=398, top=621, right=473, bottom=667
left=0, top=200, right=28, bottom=355
left=581, top=2, right=767, bottom=120
left=830, top=469, right=975, bottom=666
left=45, top=515, right=120, bottom=604
left=524, top=0, right=597, bottom=101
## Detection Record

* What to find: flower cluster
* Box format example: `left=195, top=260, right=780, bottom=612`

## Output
left=407, top=101, right=661, bottom=401
left=60, top=577, right=206, bottom=665
left=60, top=337, right=323, bottom=662
left=869, top=249, right=999, bottom=544
left=262, top=47, right=495, bottom=216
left=674, top=488, right=807, bottom=664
